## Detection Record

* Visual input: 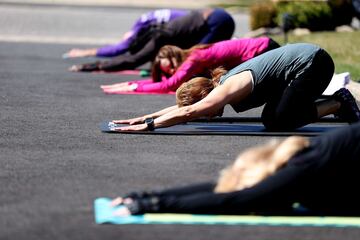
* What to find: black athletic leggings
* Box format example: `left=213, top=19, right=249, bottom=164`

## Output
left=98, top=10, right=235, bottom=72
left=138, top=123, right=360, bottom=215
left=261, top=49, right=335, bottom=130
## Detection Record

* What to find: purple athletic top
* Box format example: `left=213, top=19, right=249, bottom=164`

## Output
left=96, top=9, right=188, bottom=57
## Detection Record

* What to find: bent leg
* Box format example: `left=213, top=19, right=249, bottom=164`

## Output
left=262, top=49, right=335, bottom=130
left=261, top=85, right=320, bottom=130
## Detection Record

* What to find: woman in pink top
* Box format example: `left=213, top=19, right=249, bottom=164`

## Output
left=101, top=37, right=280, bottom=94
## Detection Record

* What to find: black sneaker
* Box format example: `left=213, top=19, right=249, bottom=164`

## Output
left=333, top=88, right=360, bottom=123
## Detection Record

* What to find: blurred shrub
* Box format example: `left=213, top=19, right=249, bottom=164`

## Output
left=249, top=0, right=354, bottom=31
left=328, top=0, right=354, bottom=26
left=250, top=1, right=277, bottom=30
left=276, top=1, right=334, bottom=31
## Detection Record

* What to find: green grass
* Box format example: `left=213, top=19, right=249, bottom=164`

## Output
left=214, top=0, right=262, bottom=11
left=272, top=31, right=360, bottom=80
left=215, top=1, right=360, bottom=80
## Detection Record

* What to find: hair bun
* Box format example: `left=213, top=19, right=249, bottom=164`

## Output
left=211, top=66, right=227, bottom=85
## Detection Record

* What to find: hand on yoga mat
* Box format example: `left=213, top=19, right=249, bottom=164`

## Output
left=68, top=64, right=82, bottom=72
left=69, top=62, right=101, bottom=72
left=110, top=197, right=132, bottom=216
left=111, top=197, right=133, bottom=206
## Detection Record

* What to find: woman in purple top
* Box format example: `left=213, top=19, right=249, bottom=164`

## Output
left=63, top=9, right=188, bottom=58
left=68, top=8, right=235, bottom=72
left=101, top=37, right=280, bottom=93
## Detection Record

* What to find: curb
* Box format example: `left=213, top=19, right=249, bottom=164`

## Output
left=0, top=0, right=230, bottom=9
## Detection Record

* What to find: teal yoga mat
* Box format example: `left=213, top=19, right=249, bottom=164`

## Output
left=94, top=198, right=360, bottom=227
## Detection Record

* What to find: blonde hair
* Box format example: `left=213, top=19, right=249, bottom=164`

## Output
left=214, top=136, right=310, bottom=193
left=176, top=67, right=228, bottom=107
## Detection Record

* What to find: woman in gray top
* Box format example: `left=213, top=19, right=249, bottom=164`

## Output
left=113, top=43, right=360, bottom=132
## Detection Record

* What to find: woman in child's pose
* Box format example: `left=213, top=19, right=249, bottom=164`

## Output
left=112, top=123, right=360, bottom=216
left=101, top=37, right=280, bottom=94
left=114, top=43, right=360, bottom=132
left=68, top=8, right=235, bottom=73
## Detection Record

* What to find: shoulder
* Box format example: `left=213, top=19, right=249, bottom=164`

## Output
left=221, top=71, right=253, bottom=99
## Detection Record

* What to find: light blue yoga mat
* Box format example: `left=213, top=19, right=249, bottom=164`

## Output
left=94, top=198, right=360, bottom=227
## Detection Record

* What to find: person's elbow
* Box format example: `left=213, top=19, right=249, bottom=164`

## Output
left=178, top=106, right=197, bottom=120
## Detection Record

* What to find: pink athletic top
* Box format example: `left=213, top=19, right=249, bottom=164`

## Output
left=133, top=37, right=273, bottom=93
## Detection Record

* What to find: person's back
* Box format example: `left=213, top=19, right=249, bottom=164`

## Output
left=192, top=37, right=277, bottom=69
left=164, top=8, right=235, bottom=48
left=163, top=11, right=209, bottom=48
left=286, top=122, right=360, bottom=215
left=219, top=43, right=327, bottom=113
left=101, top=9, right=189, bottom=57
left=134, top=37, right=278, bottom=93
left=221, top=43, right=321, bottom=87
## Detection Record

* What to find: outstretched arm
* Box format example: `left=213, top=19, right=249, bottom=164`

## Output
left=113, top=105, right=179, bottom=125
left=63, top=48, right=97, bottom=58
left=117, top=92, right=226, bottom=131
left=113, top=160, right=313, bottom=215
left=95, top=37, right=133, bottom=57
left=117, top=74, right=250, bottom=131
left=69, top=36, right=158, bottom=72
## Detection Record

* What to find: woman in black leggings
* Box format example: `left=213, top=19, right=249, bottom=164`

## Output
left=69, top=8, right=235, bottom=72
left=112, top=122, right=360, bottom=216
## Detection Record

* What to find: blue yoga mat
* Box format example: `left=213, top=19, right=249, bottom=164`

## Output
left=94, top=198, right=360, bottom=227
left=100, top=121, right=346, bottom=136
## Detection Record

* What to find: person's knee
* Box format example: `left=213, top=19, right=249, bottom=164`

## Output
left=262, top=117, right=291, bottom=131
left=262, top=109, right=297, bottom=131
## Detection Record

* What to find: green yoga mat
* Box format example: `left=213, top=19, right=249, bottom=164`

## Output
left=94, top=198, right=360, bottom=227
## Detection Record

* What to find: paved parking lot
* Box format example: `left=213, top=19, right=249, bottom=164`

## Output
left=1, top=3, right=360, bottom=239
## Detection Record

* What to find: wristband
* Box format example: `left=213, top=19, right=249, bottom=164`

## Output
left=145, top=118, right=155, bottom=131
left=124, top=196, right=160, bottom=215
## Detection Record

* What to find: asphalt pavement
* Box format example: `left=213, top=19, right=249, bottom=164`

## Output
left=1, top=3, right=360, bottom=240
left=0, top=3, right=249, bottom=44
